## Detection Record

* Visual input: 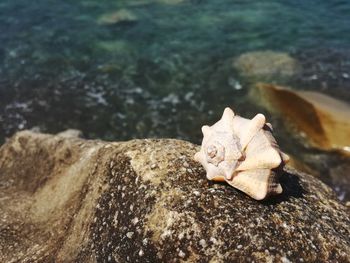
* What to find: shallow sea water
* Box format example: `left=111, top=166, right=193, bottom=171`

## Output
left=0, top=0, right=349, bottom=200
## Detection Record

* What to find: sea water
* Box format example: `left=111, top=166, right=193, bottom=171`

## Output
left=0, top=0, right=349, bottom=200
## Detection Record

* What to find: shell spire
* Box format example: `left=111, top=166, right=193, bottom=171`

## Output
left=194, top=107, right=288, bottom=200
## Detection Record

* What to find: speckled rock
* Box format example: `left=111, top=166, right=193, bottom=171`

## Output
left=0, top=131, right=349, bottom=262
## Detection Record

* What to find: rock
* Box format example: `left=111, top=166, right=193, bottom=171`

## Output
left=112, top=0, right=178, bottom=7
left=330, top=162, right=350, bottom=202
left=116, top=0, right=186, bottom=6
left=97, top=9, right=137, bottom=25
left=285, top=154, right=319, bottom=177
left=96, top=40, right=133, bottom=56
left=156, top=0, right=185, bottom=4
left=233, top=51, right=300, bottom=79
left=96, top=40, right=131, bottom=55
left=57, top=129, right=83, bottom=138
left=253, top=83, right=350, bottom=155
left=0, top=131, right=349, bottom=262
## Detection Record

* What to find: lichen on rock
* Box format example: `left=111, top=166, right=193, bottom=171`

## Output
left=0, top=131, right=349, bottom=262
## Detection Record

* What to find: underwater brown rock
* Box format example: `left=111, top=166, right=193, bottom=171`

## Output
left=0, top=131, right=349, bottom=262
left=254, top=83, right=350, bottom=155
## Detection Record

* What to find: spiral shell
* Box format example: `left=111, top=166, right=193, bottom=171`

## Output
left=194, top=107, right=289, bottom=200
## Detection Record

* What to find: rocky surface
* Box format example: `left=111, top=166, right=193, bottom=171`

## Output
left=233, top=51, right=300, bottom=80
left=97, top=9, right=138, bottom=25
left=156, top=0, right=186, bottom=4
left=0, top=131, right=349, bottom=262
left=253, top=83, right=350, bottom=155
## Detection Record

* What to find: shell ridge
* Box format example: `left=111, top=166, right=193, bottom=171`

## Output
left=239, top=113, right=266, bottom=150
left=228, top=169, right=270, bottom=200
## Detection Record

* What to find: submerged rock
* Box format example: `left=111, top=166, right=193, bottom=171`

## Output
left=254, top=83, right=350, bottom=155
left=118, top=0, right=186, bottom=6
left=97, top=9, right=138, bottom=25
left=330, top=162, right=350, bottom=202
left=96, top=40, right=131, bottom=54
left=233, top=51, right=300, bottom=80
left=0, top=131, right=349, bottom=262
left=156, top=0, right=186, bottom=4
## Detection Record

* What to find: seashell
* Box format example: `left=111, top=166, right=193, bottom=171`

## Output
left=194, top=107, right=289, bottom=200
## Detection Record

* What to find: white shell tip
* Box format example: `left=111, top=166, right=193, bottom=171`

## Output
left=224, top=107, right=235, bottom=114
left=254, top=113, right=266, bottom=124
left=281, top=152, right=290, bottom=163
left=276, top=184, right=283, bottom=194
left=201, top=125, right=210, bottom=135
left=222, top=107, right=235, bottom=119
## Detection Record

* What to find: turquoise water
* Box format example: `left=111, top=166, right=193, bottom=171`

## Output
left=0, top=0, right=350, bottom=200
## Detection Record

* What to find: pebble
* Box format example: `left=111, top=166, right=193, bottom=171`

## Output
left=142, top=238, right=148, bottom=245
left=178, top=250, right=186, bottom=258
left=199, top=239, right=207, bottom=248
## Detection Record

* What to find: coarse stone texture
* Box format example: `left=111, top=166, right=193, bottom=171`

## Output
left=0, top=131, right=349, bottom=262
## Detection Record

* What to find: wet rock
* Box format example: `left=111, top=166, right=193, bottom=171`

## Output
left=118, top=0, right=186, bottom=6
left=57, top=129, right=83, bottom=138
left=96, top=40, right=131, bottom=54
left=285, top=154, right=319, bottom=177
left=233, top=51, right=300, bottom=80
left=330, top=162, right=350, bottom=202
left=253, top=83, right=350, bottom=155
left=0, top=131, right=349, bottom=262
left=97, top=9, right=137, bottom=25
left=156, top=0, right=186, bottom=4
